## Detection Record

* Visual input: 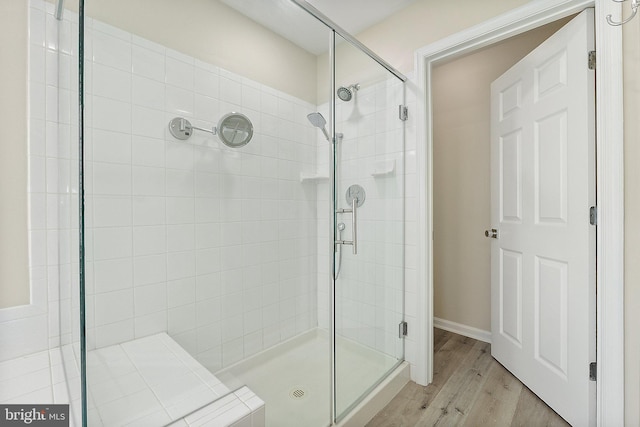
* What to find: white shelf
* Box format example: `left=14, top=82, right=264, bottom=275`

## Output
left=371, top=159, right=395, bottom=177
left=300, top=173, right=330, bottom=183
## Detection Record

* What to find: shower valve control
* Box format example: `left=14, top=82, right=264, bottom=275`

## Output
left=336, top=185, right=366, bottom=255
left=345, top=185, right=366, bottom=208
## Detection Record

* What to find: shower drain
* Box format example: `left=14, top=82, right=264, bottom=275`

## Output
left=289, top=387, right=307, bottom=400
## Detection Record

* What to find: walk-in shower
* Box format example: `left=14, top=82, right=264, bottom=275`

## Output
left=71, top=0, right=408, bottom=425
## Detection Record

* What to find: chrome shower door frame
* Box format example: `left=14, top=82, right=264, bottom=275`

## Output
left=292, top=1, right=408, bottom=424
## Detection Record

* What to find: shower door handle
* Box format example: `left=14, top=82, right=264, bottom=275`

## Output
left=336, top=198, right=358, bottom=255
left=351, top=197, right=358, bottom=254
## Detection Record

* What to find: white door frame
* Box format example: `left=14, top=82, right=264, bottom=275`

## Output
left=413, top=0, right=624, bottom=425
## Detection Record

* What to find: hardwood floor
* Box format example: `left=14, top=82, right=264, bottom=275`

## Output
left=367, top=329, right=570, bottom=427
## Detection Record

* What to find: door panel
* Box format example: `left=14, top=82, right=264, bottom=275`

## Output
left=535, top=256, right=568, bottom=376
left=500, top=131, right=522, bottom=223
left=500, top=248, right=523, bottom=346
left=535, top=110, right=568, bottom=223
left=490, top=9, right=596, bottom=427
left=333, top=33, right=406, bottom=421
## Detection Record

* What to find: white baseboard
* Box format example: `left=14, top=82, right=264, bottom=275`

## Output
left=433, top=317, right=492, bottom=344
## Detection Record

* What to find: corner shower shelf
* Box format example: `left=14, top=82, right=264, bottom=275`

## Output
left=371, top=159, right=395, bottom=177
left=300, top=173, right=330, bottom=183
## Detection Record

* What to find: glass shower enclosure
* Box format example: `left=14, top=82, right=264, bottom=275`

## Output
left=75, top=0, right=407, bottom=425
left=331, top=30, right=406, bottom=422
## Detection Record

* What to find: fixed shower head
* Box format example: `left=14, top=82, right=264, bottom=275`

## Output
left=307, top=112, right=330, bottom=141
left=337, top=87, right=351, bottom=102
left=337, top=83, right=360, bottom=102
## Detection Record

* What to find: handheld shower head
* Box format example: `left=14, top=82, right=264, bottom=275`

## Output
left=307, top=112, right=330, bottom=141
left=307, top=112, right=326, bottom=128
left=307, top=112, right=344, bottom=142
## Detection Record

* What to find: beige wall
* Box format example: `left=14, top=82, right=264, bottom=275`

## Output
left=84, top=0, right=320, bottom=103
left=623, top=6, right=640, bottom=425
left=0, top=0, right=29, bottom=309
left=348, top=0, right=533, bottom=75
left=431, top=22, right=566, bottom=331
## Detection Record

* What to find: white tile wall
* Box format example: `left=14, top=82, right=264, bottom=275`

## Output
left=0, top=346, right=82, bottom=426
left=0, top=2, right=51, bottom=363
left=0, top=2, right=84, bottom=424
left=83, top=19, right=320, bottom=373
left=0, top=350, right=57, bottom=403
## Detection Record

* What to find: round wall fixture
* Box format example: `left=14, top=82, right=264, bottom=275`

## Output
left=168, top=117, right=195, bottom=140
left=346, top=184, right=366, bottom=208
left=217, top=112, right=253, bottom=148
left=167, top=112, right=254, bottom=148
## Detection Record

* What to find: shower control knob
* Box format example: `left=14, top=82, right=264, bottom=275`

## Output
left=345, top=185, right=366, bottom=208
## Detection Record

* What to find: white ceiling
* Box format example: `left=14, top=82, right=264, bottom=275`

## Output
left=220, top=0, right=416, bottom=55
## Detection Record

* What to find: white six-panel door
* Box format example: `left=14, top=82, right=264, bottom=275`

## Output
left=490, top=9, right=596, bottom=426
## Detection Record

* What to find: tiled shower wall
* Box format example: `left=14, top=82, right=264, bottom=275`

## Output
left=0, top=1, right=83, bottom=423
left=0, top=0, right=78, bottom=363
left=83, top=18, right=320, bottom=372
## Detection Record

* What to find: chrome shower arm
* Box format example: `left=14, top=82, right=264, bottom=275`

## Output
left=55, top=0, right=64, bottom=20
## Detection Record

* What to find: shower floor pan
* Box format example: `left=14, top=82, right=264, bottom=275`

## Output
left=216, top=329, right=409, bottom=427
left=86, top=333, right=264, bottom=426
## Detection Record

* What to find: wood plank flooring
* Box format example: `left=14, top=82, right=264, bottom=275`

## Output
left=367, top=329, right=570, bottom=427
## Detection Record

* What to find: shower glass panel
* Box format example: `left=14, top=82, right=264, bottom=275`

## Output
left=80, top=0, right=406, bottom=425
left=82, top=0, right=331, bottom=425
left=332, top=33, right=406, bottom=421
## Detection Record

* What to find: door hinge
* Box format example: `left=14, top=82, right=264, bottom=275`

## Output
left=589, top=362, right=597, bottom=381
left=590, top=206, right=597, bottom=226
left=588, top=51, right=596, bottom=70
left=399, top=105, right=408, bottom=121
left=399, top=321, right=408, bottom=338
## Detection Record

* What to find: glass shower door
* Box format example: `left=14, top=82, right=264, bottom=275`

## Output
left=332, top=33, right=406, bottom=421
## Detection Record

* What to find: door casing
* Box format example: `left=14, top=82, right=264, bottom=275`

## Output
left=413, top=0, right=624, bottom=425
